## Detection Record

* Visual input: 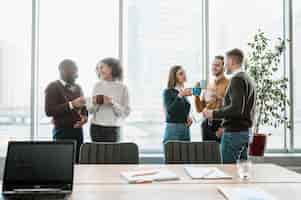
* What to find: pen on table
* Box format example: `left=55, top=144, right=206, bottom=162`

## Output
left=131, top=179, right=153, bottom=184
left=131, top=171, right=158, bottom=177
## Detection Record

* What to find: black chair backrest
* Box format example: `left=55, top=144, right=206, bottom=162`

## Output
left=164, top=141, right=221, bottom=164
left=79, top=142, right=139, bottom=164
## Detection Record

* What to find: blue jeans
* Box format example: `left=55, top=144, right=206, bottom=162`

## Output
left=220, top=130, right=251, bottom=164
left=163, top=123, right=190, bottom=144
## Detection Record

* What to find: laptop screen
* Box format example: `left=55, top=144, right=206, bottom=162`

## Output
left=3, top=141, right=75, bottom=192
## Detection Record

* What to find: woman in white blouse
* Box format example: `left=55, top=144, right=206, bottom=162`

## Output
left=88, top=58, right=130, bottom=142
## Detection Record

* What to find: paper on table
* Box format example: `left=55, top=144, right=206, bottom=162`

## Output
left=121, top=169, right=179, bottom=184
left=218, top=186, right=277, bottom=200
left=184, top=166, right=232, bottom=179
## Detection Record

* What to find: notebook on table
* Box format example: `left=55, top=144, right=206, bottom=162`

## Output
left=184, top=166, right=232, bottom=179
left=121, top=168, right=179, bottom=184
left=218, top=186, right=277, bottom=200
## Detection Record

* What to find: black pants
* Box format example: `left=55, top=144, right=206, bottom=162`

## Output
left=201, top=119, right=222, bottom=143
left=90, top=124, right=120, bottom=142
left=53, top=127, right=83, bottom=163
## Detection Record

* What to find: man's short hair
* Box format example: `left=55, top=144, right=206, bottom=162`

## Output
left=214, top=55, right=224, bottom=65
left=226, top=48, right=244, bottom=65
left=59, top=59, right=77, bottom=71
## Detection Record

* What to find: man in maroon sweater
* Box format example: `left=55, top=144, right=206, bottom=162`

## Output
left=45, top=59, right=88, bottom=163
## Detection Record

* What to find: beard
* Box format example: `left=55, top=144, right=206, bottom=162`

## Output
left=214, top=70, right=223, bottom=77
left=64, top=73, right=78, bottom=84
left=66, top=79, right=75, bottom=84
left=65, top=75, right=77, bottom=84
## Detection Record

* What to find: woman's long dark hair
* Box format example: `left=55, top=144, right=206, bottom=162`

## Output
left=167, top=65, right=182, bottom=89
left=96, top=57, right=123, bottom=81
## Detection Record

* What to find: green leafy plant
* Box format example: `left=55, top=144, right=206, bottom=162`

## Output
left=245, top=30, right=290, bottom=134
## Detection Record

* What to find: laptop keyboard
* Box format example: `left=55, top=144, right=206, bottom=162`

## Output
left=1, top=194, right=70, bottom=200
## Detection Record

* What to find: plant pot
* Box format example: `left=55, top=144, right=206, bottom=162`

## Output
left=249, top=133, right=268, bottom=157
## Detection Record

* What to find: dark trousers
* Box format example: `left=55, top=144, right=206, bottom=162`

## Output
left=90, top=124, right=120, bottom=142
left=53, top=127, right=83, bottom=163
left=201, top=119, right=222, bottom=143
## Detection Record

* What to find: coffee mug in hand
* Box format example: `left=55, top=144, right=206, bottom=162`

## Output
left=192, top=87, right=202, bottom=96
left=95, top=94, right=104, bottom=105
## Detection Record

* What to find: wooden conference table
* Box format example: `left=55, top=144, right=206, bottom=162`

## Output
left=70, top=164, right=301, bottom=199
left=2, top=164, right=301, bottom=199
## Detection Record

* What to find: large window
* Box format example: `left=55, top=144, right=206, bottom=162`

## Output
left=123, top=0, right=203, bottom=151
left=209, top=0, right=284, bottom=149
left=38, top=0, right=119, bottom=141
left=0, top=0, right=32, bottom=156
left=1, top=0, right=301, bottom=155
left=293, top=0, right=301, bottom=149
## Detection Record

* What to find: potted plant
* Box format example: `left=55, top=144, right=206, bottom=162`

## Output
left=245, top=30, right=290, bottom=156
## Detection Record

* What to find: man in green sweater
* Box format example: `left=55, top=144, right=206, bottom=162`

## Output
left=203, top=48, right=256, bottom=163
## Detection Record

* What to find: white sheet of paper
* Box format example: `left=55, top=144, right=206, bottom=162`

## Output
left=121, top=168, right=179, bottom=184
left=184, top=166, right=232, bottom=179
left=218, top=186, right=277, bottom=200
